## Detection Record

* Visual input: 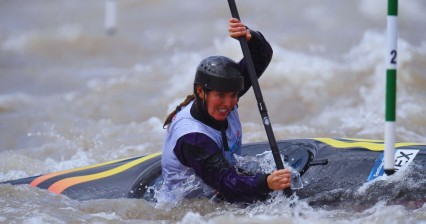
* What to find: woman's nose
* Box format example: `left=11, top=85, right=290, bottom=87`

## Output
left=223, top=96, right=235, bottom=107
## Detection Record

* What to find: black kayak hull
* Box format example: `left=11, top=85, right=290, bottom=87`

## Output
left=2, top=138, right=425, bottom=203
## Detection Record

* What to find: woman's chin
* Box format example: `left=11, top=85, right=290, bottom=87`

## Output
left=212, top=115, right=227, bottom=121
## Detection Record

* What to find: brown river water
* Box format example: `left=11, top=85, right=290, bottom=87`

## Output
left=1, top=0, right=425, bottom=223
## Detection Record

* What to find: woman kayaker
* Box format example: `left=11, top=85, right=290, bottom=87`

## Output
left=159, top=18, right=291, bottom=204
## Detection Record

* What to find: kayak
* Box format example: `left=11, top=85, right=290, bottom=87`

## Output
left=1, top=138, right=425, bottom=205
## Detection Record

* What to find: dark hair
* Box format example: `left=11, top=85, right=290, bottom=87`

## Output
left=163, top=94, right=195, bottom=129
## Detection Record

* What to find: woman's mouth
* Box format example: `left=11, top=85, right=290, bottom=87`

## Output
left=218, top=108, right=228, bottom=113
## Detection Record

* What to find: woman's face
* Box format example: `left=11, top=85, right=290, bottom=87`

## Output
left=197, top=86, right=238, bottom=121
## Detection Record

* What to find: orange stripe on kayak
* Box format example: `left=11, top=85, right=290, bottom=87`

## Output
left=30, top=157, right=137, bottom=187
left=47, top=152, right=161, bottom=195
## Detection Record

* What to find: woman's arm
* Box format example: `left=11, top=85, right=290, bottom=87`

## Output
left=174, top=133, right=271, bottom=203
left=227, top=18, right=273, bottom=97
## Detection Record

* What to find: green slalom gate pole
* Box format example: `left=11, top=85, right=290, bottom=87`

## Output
left=384, top=0, right=398, bottom=175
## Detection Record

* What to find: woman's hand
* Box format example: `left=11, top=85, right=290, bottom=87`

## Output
left=228, top=18, right=252, bottom=41
left=267, top=169, right=292, bottom=191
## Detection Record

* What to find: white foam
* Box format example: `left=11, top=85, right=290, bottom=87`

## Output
left=91, top=212, right=120, bottom=220
left=179, top=212, right=206, bottom=224
left=359, top=0, right=387, bottom=21
left=56, top=24, right=81, bottom=42
left=0, top=92, right=34, bottom=112
left=0, top=170, right=29, bottom=182
left=1, top=33, right=35, bottom=52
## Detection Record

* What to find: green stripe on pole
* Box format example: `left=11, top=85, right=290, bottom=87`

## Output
left=388, top=0, right=398, bottom=16
left=386, top=69, right=396, bottom=121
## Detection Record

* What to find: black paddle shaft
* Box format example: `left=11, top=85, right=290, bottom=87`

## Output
left=227, top=0, right=293, bottom=196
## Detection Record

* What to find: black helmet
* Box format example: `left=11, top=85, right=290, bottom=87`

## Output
left=194, top=56, right=244, bottom=92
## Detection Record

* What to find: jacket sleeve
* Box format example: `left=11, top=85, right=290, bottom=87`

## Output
left=173, top=133, right=271, bottom=203
left=238, top=30, right=273, bottom=97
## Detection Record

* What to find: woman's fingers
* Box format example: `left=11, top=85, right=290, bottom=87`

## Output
left=267, top=169, right=292, bottom=190
left=228, top=18, right=251, bottom=41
